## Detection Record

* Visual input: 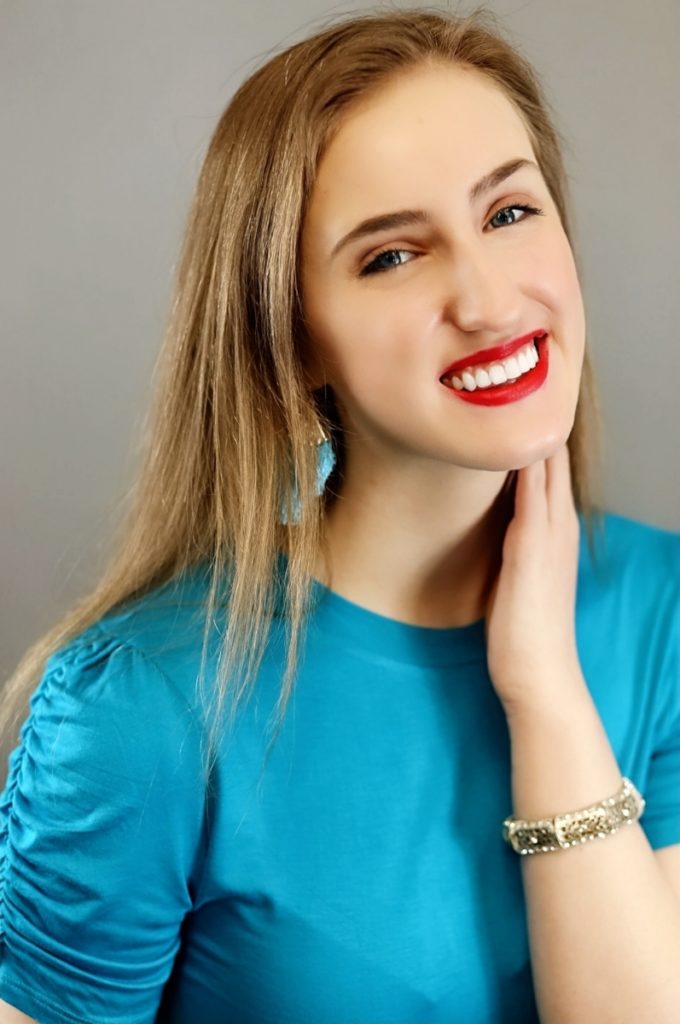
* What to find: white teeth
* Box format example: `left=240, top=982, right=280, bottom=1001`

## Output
left=445, top=339, right=541, bottom=393
left=503, top=355, right=521, bottom=379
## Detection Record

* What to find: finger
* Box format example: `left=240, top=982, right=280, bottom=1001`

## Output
left=513, top=457, right=547, bottom=528
left=546, top=443, right=577, bottom=525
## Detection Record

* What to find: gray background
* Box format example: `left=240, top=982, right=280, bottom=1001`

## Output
left=2, top=0, right=678, bottom=683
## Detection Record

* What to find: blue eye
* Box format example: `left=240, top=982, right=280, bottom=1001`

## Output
left=359, top=248, right=413, bottom=276
left=358, top=204, right=545, bottom=278
left=488, top=203, right=544, bottom=229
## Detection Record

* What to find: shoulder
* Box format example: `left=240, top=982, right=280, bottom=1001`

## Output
left=590, top=509, right=680, bottom=563
left=4, top=565, right=222, bottom=795
left=71, top=561, right=224, bottom=714
left=13, top=624, right=205, bottom=806
left=6, top=564, right=225, bottom=801
left=576, top=509, right=678, bottom=707
left=579, top=509, right=679, bottom=614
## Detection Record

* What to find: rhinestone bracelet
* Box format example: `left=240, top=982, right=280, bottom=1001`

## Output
left=502, top=776, right=645, bottom=855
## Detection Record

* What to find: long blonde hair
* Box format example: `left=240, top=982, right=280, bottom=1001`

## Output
left=1, top=5, right=604, bottom=786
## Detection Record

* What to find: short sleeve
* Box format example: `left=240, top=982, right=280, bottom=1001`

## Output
left=0, top=628, right=207, bottom=1024
left=639, top=540, right=680, bottom=851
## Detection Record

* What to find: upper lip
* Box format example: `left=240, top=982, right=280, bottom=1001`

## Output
left=439, top=329, right=548, bottom=379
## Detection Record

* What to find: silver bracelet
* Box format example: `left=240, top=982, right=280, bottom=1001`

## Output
left=502, top=776, right=645, bottom=855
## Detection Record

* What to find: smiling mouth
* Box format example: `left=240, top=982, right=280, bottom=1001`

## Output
left=440, top=334, right=549, bottom=406
left=440, top=334, right=545, bottom=392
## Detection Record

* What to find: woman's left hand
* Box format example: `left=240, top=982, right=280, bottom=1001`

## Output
left=484, top=442, right=586, bottom=719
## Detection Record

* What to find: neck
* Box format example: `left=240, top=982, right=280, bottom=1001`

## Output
left=315, top=458, right=515, bottom=629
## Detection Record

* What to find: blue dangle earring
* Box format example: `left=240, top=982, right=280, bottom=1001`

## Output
left=279, top=420, right=336, bottom=525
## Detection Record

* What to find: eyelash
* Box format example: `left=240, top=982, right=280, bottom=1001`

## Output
left=358, top=204, right=545, bottom=278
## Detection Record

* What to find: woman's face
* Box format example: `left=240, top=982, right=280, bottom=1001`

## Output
left=299, top=63, right=586, bottom=473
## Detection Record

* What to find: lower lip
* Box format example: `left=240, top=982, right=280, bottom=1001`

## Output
left=440, top=335, right=549, bottom=406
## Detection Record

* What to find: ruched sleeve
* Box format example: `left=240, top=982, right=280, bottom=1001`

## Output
left=0, top=627, right=207, bottom=1024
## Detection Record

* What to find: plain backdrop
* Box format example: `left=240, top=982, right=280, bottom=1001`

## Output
left=1, top=0, right=679, bottom=689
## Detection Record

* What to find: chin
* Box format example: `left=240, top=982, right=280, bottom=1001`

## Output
left=504, top=407, right=577, bottom=466
left=454, top=427, right=575, bottom=472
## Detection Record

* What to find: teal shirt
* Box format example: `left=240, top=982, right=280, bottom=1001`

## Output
left=1, top=511, right=679, bottom=1023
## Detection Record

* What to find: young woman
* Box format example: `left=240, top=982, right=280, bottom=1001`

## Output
left=1, top=8, right=679, bottom=1023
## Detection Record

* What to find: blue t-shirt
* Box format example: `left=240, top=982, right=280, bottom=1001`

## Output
left=0, top=511, right=678, bottom=1023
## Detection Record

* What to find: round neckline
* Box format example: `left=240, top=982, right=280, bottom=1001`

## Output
left=304, top=567, right=488, bottom=668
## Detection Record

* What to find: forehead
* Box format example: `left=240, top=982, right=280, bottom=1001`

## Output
left=305, top=63, right=534, bottom=237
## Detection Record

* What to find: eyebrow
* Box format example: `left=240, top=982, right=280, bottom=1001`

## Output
left=329, top=157, right=540, bottom=260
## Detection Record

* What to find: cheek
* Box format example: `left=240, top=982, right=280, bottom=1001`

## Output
left=304, top=286, right=399, bottom=389
left=535, top=237, right=587, bottom=407
left=559, top=254, right=586, bottom=368
left=534, top=231, right=585, bottom=325
left=305, top=315, right=409, bottom=431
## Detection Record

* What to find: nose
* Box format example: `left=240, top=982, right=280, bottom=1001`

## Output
left=441, top=243, right=524, bottom=339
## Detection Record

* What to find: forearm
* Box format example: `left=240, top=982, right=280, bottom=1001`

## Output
left=507, top=676, right=680, bottom=1024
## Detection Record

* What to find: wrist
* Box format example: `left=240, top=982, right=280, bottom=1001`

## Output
left=505, top=679, right=622, bottom=821
left=503, top=777, right=645, bottom=855
left=501, top=666, right=591, bottom=728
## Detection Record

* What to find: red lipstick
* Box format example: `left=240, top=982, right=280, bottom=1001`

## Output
left=439, top=329, right=548, bottom=379
left=440, top=333, right=549, bottom=406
